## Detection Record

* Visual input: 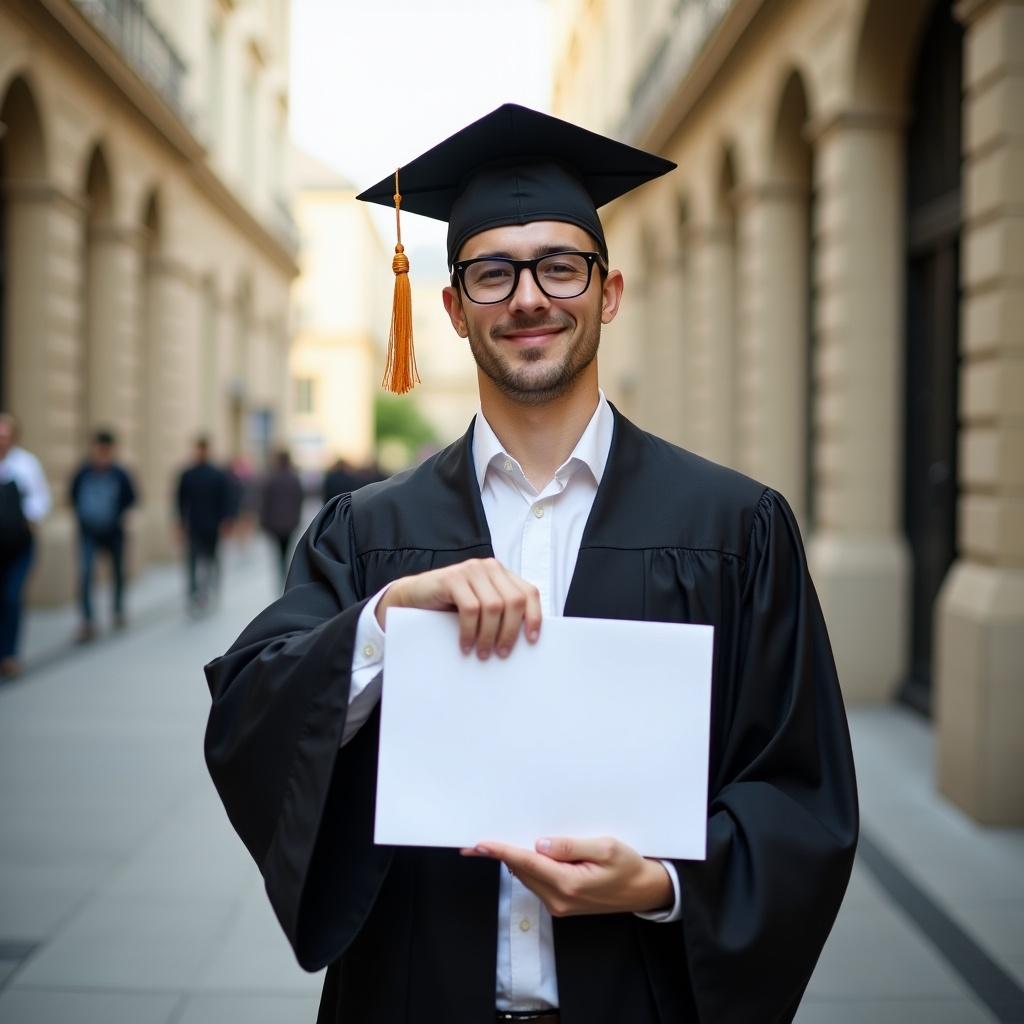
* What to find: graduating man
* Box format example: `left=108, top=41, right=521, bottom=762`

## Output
left=205, top=105, right=858, bottom=1024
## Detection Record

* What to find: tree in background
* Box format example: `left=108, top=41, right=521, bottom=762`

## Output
left=374, top=394, right=439, bottom=471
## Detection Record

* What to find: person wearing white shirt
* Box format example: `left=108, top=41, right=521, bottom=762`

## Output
left=205, top=106, right=856, bottom=1024
left=0, top=413, right=52, bottom=677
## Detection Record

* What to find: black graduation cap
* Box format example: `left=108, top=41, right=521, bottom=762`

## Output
left=357, top=103, right=676, bottom=393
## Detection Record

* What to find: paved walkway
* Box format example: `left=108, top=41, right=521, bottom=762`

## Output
left=0, top=547, right=1021, bottom=1023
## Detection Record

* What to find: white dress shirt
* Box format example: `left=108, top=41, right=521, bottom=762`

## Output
left=344, top=392, right=681, bottom=1010
left=0, top=445, right=52, bottom=523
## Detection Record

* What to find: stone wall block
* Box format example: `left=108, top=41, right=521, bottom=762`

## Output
left=962, top=216, right=1024, bottom=288
left=936, top=562, right=1024, bottom=823
left=963, top=288, right=1024, bottom=354
left=964, top=1, right=1024, bottom=91
left=965, top=73, right=1024, bottom=155
left=965, top=142, right=1024, bottom=219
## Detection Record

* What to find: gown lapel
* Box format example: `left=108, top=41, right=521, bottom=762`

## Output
left=563, top=405, right=647, bottom=622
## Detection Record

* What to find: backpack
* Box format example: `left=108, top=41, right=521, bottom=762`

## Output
left=0, top=479, right=31, bottom=564
left=76, top=470, right=122, bottom=536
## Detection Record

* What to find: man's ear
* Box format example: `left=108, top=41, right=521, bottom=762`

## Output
left=601, top=269, right=624, bottom=325
left=442, top=285, right=468, bottom=338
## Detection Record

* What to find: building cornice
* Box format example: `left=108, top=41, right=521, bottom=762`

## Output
left=625, top=0, right=766, bottom=153
left=14, top=0, right=299, bottom=279
left=954, top=0, right=1001, bottom=25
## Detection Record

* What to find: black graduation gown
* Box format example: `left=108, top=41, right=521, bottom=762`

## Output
left=204, top=408, right=858, bottom=1024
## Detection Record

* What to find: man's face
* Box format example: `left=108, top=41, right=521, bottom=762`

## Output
left=443, top=221, right=623, bottom=405
left=0, top=420, right=14, bottom=460
left=91, top=442, right=113, bottom=468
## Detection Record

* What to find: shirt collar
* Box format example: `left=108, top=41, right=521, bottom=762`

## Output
left=472, top=390, right=614, bottom=491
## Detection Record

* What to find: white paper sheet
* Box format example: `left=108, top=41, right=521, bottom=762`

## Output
left=374, top=609, right=714, bottom=860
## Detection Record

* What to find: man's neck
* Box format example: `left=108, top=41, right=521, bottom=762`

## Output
left=478, top=370, right=600, bottom=490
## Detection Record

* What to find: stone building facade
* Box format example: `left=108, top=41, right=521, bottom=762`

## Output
left=287, top=149, right=386, bottom=477
left=0, top=0, right=298, bottom=604
left=553, top=0, right=1023, bottom=824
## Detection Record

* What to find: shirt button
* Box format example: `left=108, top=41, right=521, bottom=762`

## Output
left=503, top=458, right=514, bottom=472
left=533, top=505, right=545, bottom=519
left=362, top=643, right=376, bottom=659
left=519, top=918, right=531, bottom=932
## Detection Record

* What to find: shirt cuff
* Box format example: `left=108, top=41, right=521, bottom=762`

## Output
left=350, top=584, right=389, bottom=699
left=634, top=860, right=682, bottom=923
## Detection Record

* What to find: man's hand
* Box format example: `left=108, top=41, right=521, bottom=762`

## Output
left=461, top=837, right=673, bottom=917
left=375, top=558, right=542, bottom=659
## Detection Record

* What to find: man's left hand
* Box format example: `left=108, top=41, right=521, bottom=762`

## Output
left=461, top=837, right=673, bottom=917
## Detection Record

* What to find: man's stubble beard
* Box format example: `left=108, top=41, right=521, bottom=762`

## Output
left=465, top=309, right=602, bottom=407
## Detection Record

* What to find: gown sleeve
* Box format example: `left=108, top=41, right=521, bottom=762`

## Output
left=675, top=488, right=859, bottom=1023
left=203, top=494, right=393, bottom=970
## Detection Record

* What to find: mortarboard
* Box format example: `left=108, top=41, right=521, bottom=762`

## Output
left=357, top=103, right=676, bottom=394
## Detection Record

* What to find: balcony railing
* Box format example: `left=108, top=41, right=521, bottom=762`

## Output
left=75, top=0, right=188, bottom=119
left=623, top=0, right=737, bottom=144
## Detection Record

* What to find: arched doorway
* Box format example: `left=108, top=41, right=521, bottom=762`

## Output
left=81, top=146, right=114, bottom=443
left=766, top=70, right=815, bottom=525
left=0, top=76, right=46, bottom=417
left=707, top=148, right=738, bottom=467
left=901, top=0, right=963, bottom=711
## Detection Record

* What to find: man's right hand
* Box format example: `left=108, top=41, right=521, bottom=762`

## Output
left=375, top=558, right=542, bottom=660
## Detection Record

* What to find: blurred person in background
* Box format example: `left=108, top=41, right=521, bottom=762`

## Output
left=176, top=437, right=232, bottom=616
left=69, top=429, right=137, bottom=642
left=226, top=454, right=259, bottom=552
left=0, top=413, right=51, bottom=678
left=321, top=456, right=365, bottom=504
left=259, top=449, right=304, bottom=588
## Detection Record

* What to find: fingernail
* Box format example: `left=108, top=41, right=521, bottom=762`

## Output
left=478, top=648, right=490, bottom=660
left=461, top=644, right=471, bottom=655
left=527, top=629, right=539, bottom=642
left=537, top=838, right=551, bottom=853
left=497, top=646, right=510, bottom=658
left=475, top=845, right=491, bottom=856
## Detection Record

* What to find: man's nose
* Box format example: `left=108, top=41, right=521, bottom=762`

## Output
left=507, top=267, right=550, bottom=314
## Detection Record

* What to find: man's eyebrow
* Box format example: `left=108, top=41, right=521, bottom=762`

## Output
left=468, top=245, right=584, bottom=260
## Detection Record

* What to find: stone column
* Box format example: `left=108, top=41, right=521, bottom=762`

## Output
left=84, top=223, right=144, bottom=450
left=4, top=180, right=87, bottom=605
left=639, top=245, right=691, bottom=448
left=689, top=221, right=737, bottom=466
left=138, top=254, right=201, bottom=563
left=734, top=181, right=810, bottom=520
left=804, top=110, right=911, bottom=703
left=936, top=0, right=1024, bottom=824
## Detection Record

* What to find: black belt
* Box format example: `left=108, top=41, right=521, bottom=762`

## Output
left=496, top=1013, right=559, bottom=1023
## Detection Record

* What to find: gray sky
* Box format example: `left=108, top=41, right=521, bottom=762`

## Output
left=290, top=0, right=554, bottom=274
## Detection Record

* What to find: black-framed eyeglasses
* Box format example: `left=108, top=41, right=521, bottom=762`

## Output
left=452, top=251, right=607, bottom=304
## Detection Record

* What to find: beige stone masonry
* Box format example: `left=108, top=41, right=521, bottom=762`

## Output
left=937, top=0, right=1024, bottom=825
left=805, top=111, right=910, bottom=702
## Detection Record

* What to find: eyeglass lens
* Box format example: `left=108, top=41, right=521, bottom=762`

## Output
left=463, top=253, right=592, bottom=302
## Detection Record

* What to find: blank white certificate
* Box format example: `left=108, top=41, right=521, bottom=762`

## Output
left=374, top=608, right=714, bottom=860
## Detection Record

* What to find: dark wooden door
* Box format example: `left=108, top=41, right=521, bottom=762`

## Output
left=902, top=0, right=963, bottom=712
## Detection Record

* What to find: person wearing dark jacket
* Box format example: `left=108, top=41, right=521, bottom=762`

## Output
left=204, top=106, right=857, bottom=1023
left=69, top=429, right=137, bottom=641
left=176, top=437, right=231, bottom=614
left=259, top=449, right=304, bottom=588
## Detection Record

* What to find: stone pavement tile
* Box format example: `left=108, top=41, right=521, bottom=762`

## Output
left=174, top=992, right=321, bottom=1024
left=806, top=901, right=971, bottom=1000
left=12, top=897, right=238, bottom=991
left=949, top=901, right=1024, bottom=985
left=0, top=862, right=102, bottom=941
left=834, top=860, right=882, bottom=911
left=0, top=988, right=178, bottom=1024
left=193, top=886, right=324, bottom=995
left=99, top=786, right=258, bottom=904
left=794, top=996, right=996, bottom=1023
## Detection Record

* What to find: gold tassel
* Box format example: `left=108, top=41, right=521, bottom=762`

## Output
left=381, top=169, right=419, bottom=394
